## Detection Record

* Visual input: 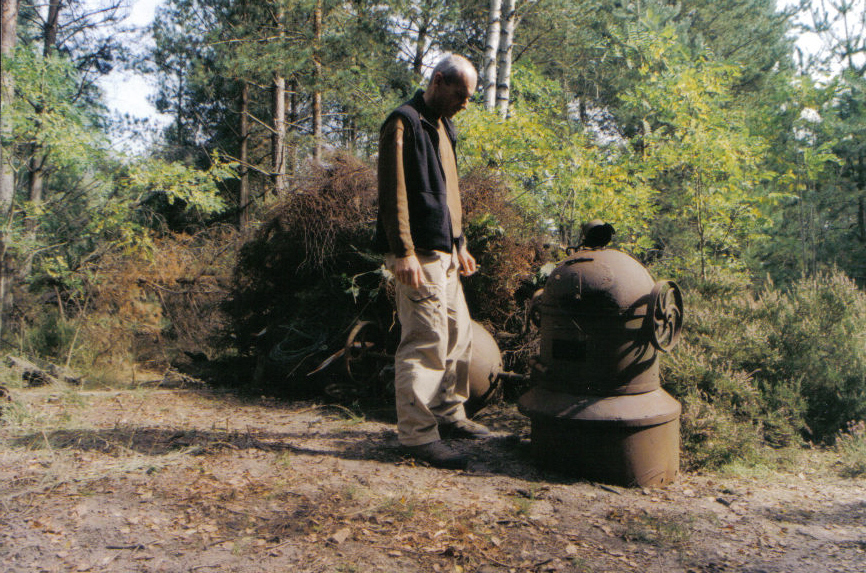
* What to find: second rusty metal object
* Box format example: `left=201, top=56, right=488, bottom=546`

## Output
left=344, top=320, right=388, bottom=385
left=465, top=321, right=504, bottom=415
left=340, top=318, right=503, bottom=412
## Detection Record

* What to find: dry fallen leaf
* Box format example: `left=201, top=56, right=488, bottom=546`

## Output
left=330, top=527, right=351, bottom=544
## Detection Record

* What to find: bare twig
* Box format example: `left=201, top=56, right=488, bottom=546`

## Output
left=106, top=543, right=146, bottom=550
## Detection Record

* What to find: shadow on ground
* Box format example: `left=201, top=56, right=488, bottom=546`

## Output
left=762, top=498, right=866, bottom=528
left=10, top=422, right=581, bottom=484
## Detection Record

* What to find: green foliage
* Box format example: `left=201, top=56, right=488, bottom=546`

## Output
left=6, top=46, right=105, bottom=167
left=24, top=309, right=77, bottom=364
left=462, top=21, right=777, bottom=272
left=835, top=421, right=866, bottom=478
left=124, top=154, right=231, bottom=215
left=616, top=24, right=772, bottom=276
left=518, top=0, right=792, bottom=130
left=665, top=267, right=866, bottom=469
left=750, top=71, right=865, bottom=285
left=152, top=0, right=410, bottom=162
left=21, top=153, right=234, bottom=308
left=759, top=271, right=866, bottom=440
left=458, top=64, right=657, bottom=252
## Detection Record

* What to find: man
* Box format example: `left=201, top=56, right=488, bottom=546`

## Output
left=376, top=54, right=490, bottom=469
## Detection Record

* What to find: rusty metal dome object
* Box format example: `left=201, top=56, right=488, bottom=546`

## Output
left=465, top=321, right=504, bottom=415
left=519, top=222, right=684, bottom=487
left=336, top=318, right=503, bottom=413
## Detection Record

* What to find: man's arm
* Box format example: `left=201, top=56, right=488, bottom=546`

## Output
left=378, top=117, right=423, bottom=288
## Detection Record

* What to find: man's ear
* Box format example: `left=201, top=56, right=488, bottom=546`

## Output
left=430, top=71, right=443, bottom=90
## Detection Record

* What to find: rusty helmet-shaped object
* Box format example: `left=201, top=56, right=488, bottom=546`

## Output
left=519, top=221, right=684, bottom=487
left=533, top=221, right=682, bottom=395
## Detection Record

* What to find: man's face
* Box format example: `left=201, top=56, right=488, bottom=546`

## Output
left=431, top=72, right=477, bottom=118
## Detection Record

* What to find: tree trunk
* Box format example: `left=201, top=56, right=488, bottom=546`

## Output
left=344, top=112, right=356, bottom=151
left=26, top=0, right=62, bottom=270
left=413, top=23, right=427, bottom=77
left=496, top=0, right=516, bottom=118
left=271, top=4, right=287, bottom=196
left=312, top=90, right=322, bottom=162
left=0, top=0, right=19, bottom=339
left=272, top=73, right=287, bottom=196
left=289, top=76, right=298, bottom=179
left=696, top=177, right=706, bottom=281
left=312, top=0, right=323, bottom=163
left=28, top=156, right=44, bottom=204
left=29, top=0, right=61, bottom=206
left=807, top=201, right=816, bottom=275
left=239, top=82, right=250, bottom=231
left=44, top=0, right=61, bottom=50
left=0, top=0, right=17, bottom=214
left=798, top=179, right=808, bottom=277
left=857, top=196, right=866, bottom=243
left=173, top=81, right=185, bottom=145
left=289, top=77, right=299, bottom=130
left=482, top=0, right=502, bottom=111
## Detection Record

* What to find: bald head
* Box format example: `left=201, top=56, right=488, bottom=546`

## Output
left=430, top=55, right=477, bottom=87
left=424, top=54, right=478, bottom=118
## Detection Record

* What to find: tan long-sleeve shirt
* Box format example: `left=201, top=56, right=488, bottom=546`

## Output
left=378, top=116, right=462, bottom=257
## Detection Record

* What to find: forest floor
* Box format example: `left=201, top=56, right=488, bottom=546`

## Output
left=1, top=384, right=864, bottom=573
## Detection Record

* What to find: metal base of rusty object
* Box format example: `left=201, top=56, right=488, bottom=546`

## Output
left=465, top=321, right=504, bottom=415
left=518, top=387, right=681, bottom=487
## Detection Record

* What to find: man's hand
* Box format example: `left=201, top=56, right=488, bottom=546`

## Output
left=394, top=254, right=424, bottom=288
left=457, top=244, right=477, bottom=277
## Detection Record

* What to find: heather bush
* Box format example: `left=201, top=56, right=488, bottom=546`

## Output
left=759, top=272, right=866, bottom=442
left=664, top=266, right=866, bottom=468
left=835, top=420, right=866, bottom=478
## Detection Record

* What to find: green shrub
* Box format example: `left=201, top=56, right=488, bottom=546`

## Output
left=664, top=266, right=866, bottom=468
left=835, top=420, right=866, bottom=478
left=664, top=338, right=764, bottom=469
left=761, top=272, right=866, bottom=442
left=24, top=309, right=77, bottom=363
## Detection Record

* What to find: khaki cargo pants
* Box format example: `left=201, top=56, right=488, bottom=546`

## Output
left=387, top=250, right=473, bottom=446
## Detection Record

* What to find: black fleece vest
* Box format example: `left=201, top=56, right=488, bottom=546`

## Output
left=375, top=90, right=461, bottom=255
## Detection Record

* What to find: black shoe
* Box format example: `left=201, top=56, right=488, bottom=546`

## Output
left=403, top=440, right=468, bottom=469
left=440, top=419, right=491, bottom=439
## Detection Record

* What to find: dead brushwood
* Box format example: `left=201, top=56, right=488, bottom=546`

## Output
left=66, top=225, right=240, bottom=376
left=460, top=169, right=550, bottom=368
left=228, top=159, right=551, bottom=394
left=261, top=154, right=377, bottom=275
left=227, top=155, right=386, bottom=393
